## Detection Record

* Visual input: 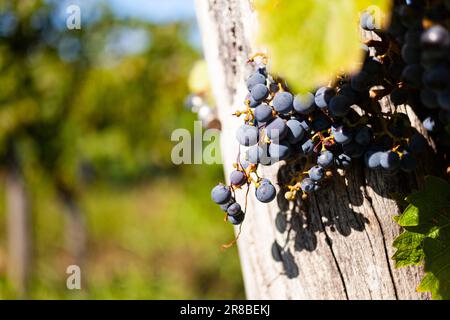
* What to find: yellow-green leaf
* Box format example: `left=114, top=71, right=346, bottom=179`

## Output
left=254, top=0, right=392, bottom=92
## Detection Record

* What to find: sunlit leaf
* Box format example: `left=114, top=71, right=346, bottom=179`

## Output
left=254, top=0, right=392, bottom=92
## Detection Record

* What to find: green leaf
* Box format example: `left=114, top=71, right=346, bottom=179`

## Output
left=392, top=176, right=450, bottom=300
left=395, top=204, right=419, bottom=227
left=392, top=231, right=425, bottom=268
left=254, top=0, right=391, bottom=92
left=417, top=238, right=450, bottom=300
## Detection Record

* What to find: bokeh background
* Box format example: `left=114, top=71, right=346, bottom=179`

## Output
left=0, top=0, right=244, bottom=299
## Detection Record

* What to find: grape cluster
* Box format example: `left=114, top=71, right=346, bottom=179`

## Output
left=211, top=0, right=449, bottom=227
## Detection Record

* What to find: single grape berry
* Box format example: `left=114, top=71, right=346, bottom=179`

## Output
left=315, top=87, right=335, bottom=109
left=332, top=125, right=353, bottom=145
left=228, top=211, right=245, bottom=225
left=402, top=64, right=422, bottom=88
left=351, top=71, right=370, bottom=92
left=301, top=139, right=315, bottom=155
left=317, top=150, right=334, bottom=168
left=400, top=152, right=417, bottom=172
left=293, top=93, right=316, bottom=114
left=250, top=83, right=269, bottom=102
left=211, top=184, right=232, bottom=205
left=236, top=124, right=259, bottom=146
left=272, top=91, right=294, bottom=114
left=408, top=133, right=427, bottom=153
left=246, top=145, right=263, bottom=164
left=265, top=117, right=288, bottom=141
left=390, top=88, right=409, bottom=106
left=256, top=181, right=276, bottom=203
left=437, top=90, right=450, bottom=111
left=269, top=142, right=291, bottom=161
left=329, top=95, right=352, bottom=117
left=227, top=202, right=242, bottom=216
left=421, top=25, right=450, bottom=49
left=309, top=166, right=325, bottom=182
left=254, top=103, right=273, bottom=122
left=420, top=89, right=439, bottom=109
left=355, top=126, right=372, bottom=146
left=246, top=72, right=266, bottom=91
left=230, top=170, right=246, bottom=187
left=220, top=199, right=235, bottom=212
left=286, top=119, right=305, bottom=144
left=301, top=178, right=315, bottom=193
left=380, top=151, right=400, bottom=170
left=364, top=151, right=382, bottom=169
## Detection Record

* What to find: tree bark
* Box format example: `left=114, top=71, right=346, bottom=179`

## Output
left=5, top=158, right=31, bottom=298
left=195, top=0, right=433, bottom=300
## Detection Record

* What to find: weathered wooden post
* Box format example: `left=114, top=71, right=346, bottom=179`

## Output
left=195, top=0, right=431, bottom=299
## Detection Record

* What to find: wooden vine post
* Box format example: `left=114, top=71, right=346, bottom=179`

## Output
left=195, top=0, right=436, bottom=300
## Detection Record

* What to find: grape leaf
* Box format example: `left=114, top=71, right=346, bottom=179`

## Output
left=417, top=237, right=450, bottom=299
left=392, top=176, right=450, bottom=300
left=392, top=231, right=425, bottom=268
left=253, top=0, right=391, bottom=92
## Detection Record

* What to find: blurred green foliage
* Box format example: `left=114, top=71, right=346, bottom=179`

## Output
left=0, top=0, right=244, bottom=299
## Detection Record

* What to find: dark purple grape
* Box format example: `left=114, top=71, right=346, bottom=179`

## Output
left=437, top=90, right=450, bottom=111
left=250, top=83, right=269, bottom=102
left=351, top=71, right=370, bottom=92
left=400, top=152, right=417, bottom=172
left=402, top=64, right=423, bottom=88
left=220, top=199, right=236, bottom=212
left=269, top=142, right=291, bottom=161
left=301, top=178, right=315, bottom=193
left=227, top=202, right=242, bottom=216
left=254, top=103, right=273, bottom=122
left=272, top=91, right=294, bottom=114
left=380, top=151, right=400, bottom=170
left=293, top=93, right=316, bottom=114
left=391, top=88, right=409, bottom=106
left=420, top=89, right=439, bottom=109
left=421, top=25, right=450, bottom=49
left=317, top=150, right=334, bottom=168
left=230, top=170, right=246, bottom=187
left=423, top=67, right=450, bottom=90
left=228, top=211, right=245, bottom=225
left=309, top=166, right=325, bottom=182
left=265, top=117, right=288, bottom=141
left=315, top=87, right=335, bottom=109
left=329, top=95, right=352, bottom=117
left=300, top=139, right=315, bottom=155
left=256, top=181, right=276, bottom=203
left=355, top=126, right=372, bottom=146
left=246, top=72, right=266, bottom=90
left=286, top=119, right=305, bottom=144
left=332, top=125, right=353, bottom=145
left=408, top=133, right=427, bottom=153
left=236, top=124, right=259, bottom=146
left=211, top=184, right=232, bottom=205
left=343, top=142, right=365, bottom=158
left=364, top=151, right=382, bottom=169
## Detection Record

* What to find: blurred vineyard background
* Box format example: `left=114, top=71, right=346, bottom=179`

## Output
left=0, top=0, right=244, bottom=299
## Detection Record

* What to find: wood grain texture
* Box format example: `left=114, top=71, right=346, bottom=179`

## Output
left=195, top=0, right=431, bottom=300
